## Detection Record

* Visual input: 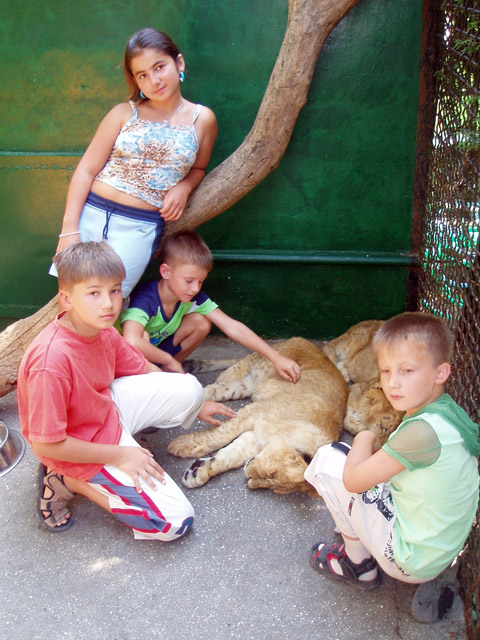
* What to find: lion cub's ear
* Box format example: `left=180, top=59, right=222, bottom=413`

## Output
left=365, top=389, right=381, bottom=405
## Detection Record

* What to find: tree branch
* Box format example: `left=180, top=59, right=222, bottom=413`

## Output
left=169, top=0, right=362, bottom=232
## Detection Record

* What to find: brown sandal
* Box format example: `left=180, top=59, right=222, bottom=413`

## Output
left=37, top=464, right=75, bottom=532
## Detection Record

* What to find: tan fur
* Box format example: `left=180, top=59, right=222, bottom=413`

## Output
left=168, top=337, right=348, bottom=496
left=321, top=319, right=384, bottom=385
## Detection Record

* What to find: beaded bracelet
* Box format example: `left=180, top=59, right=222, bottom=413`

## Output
left=58, top=231, right=81, bottom=238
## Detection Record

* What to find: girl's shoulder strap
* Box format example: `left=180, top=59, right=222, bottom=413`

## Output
left=128, top=100, right=138, bottom=119
left=192, top=104, right=203, bottom=124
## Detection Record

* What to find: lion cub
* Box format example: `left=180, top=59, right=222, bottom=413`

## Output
left=168, top=337, right=348, bottom=496
left=168, top=321, right=403, bottom=494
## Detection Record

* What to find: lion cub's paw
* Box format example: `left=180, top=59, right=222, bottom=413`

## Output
left=182, top=457, right=215, bottom=488
left=167, top=435, right=212, bottom=459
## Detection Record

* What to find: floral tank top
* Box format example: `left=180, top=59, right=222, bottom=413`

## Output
left=95, top=101, right=201, bottom=208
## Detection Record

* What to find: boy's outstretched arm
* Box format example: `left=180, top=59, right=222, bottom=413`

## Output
left=122, top=319, right=184, bottom=373
left=207, top=308, right=301, bottom=383
left=343, top=430, right=405, bottom=493
left=32, top=437, right=165, bottom=492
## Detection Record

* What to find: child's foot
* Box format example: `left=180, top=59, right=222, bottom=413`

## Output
left=37, top=464, right=75, bottom=532
left=310, top=541, right=382, bottom=590
left=410, top=566, right=457, bottom=623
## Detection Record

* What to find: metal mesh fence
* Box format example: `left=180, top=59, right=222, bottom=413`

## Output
left=416, top=1, right=479, bottom=636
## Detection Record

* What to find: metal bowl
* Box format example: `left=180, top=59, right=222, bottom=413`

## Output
left=0, top=421, right=25, bottom=478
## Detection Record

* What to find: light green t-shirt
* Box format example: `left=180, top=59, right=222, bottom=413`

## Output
left=383, top=395, right=479, bottom=579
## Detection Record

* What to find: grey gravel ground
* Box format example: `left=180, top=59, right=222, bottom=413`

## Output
left=0, top=337, right=466, bottom=640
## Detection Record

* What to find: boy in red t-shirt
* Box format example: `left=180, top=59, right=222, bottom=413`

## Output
left=17, top=241, right=234, bottom=540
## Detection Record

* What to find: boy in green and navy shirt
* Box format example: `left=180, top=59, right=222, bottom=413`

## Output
left=121, top=231, right=301, bottom=383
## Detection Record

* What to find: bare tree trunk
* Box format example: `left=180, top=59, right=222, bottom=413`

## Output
left=0, top=0, right=361, bottom=397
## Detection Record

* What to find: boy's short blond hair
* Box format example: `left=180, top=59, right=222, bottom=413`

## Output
left=159, top=231, right=213, bottom=272
left=373, top=312, right=453, bottom=365
left=53, top=242, right=126, bottom=289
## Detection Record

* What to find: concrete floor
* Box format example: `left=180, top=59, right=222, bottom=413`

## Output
left=0, top=337, right=466, bottom=640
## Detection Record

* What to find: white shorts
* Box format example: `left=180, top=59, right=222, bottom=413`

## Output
left=50, top=191, right=164, bottom=297
left=305, top=443, right=426, bottom=583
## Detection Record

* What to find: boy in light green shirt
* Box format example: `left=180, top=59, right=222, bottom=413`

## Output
left=305, top=312, right=480, bottom=624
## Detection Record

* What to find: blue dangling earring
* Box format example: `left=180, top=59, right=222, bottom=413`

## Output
left=179, top=71, right=185, bottom=83
left=140, top=90, right=146, bottom=99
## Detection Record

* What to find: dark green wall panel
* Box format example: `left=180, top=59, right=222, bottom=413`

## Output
left=203, top=262, right=408, bottom=340
left=0, top=0, right=422, bottom=338
left=200, top=0, right=422, bottom=254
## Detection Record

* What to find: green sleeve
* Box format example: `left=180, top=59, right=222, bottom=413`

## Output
left=383, top=419, right=441, bottom=470
left=195, top=298, right=218, bottom=315
left=119, top=307, right=150, bottom=327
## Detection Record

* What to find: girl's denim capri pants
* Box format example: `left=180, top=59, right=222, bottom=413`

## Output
left=50, top=191, right=165, bottom=297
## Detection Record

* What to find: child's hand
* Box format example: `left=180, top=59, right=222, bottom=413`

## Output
left=198, top=401, right=237, bottom=426
left=160, top=182, right=190, bottom=221
left=273, top=355, right=301, bottom=383
left=161, top=358, right=184, bottom=374
left=353, top=430, right=382, bottom=453
left=116, top=445, right=166, bottom=492
left=55, top=232, right=81, bottom=256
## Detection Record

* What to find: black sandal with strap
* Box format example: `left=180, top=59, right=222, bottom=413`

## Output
left=37, top=464, right=75, bottom=532
left=310, top=541, right=382, bottom=590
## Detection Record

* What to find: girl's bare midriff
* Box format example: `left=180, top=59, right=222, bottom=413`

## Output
left=91, top=180, right=160, bottom=211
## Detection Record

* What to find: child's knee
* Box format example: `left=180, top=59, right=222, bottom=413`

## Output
left=306, top=443, right=348, bottom=481
left=168, top=514, right=195, bottom=540
left=196, top=314, right=211, bottom=336
left=182, top=373, right=204, bottom=406
left=158, top=370, right=202, bottom=401
left=304, top=443, right=349, bottom=500
left=147, top=508, right=195, bottom=542
left=184, top=313, right=211, bottom=338
left=177, top=374, right=204, bottom=429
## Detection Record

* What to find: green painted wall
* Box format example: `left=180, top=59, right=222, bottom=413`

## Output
left=0, top=0, right=423, bottom=338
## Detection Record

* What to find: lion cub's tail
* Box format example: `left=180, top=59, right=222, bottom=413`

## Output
left=182, top=358, right=238, bottom=374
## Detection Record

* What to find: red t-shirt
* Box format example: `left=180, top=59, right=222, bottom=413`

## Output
left=17, top=316, right=148, bottom=481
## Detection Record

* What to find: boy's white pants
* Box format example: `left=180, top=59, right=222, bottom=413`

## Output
left=87, top=372, right=203, bottom=541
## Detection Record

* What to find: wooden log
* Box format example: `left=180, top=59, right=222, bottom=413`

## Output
left=0, top=296, right=58, bottom=397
